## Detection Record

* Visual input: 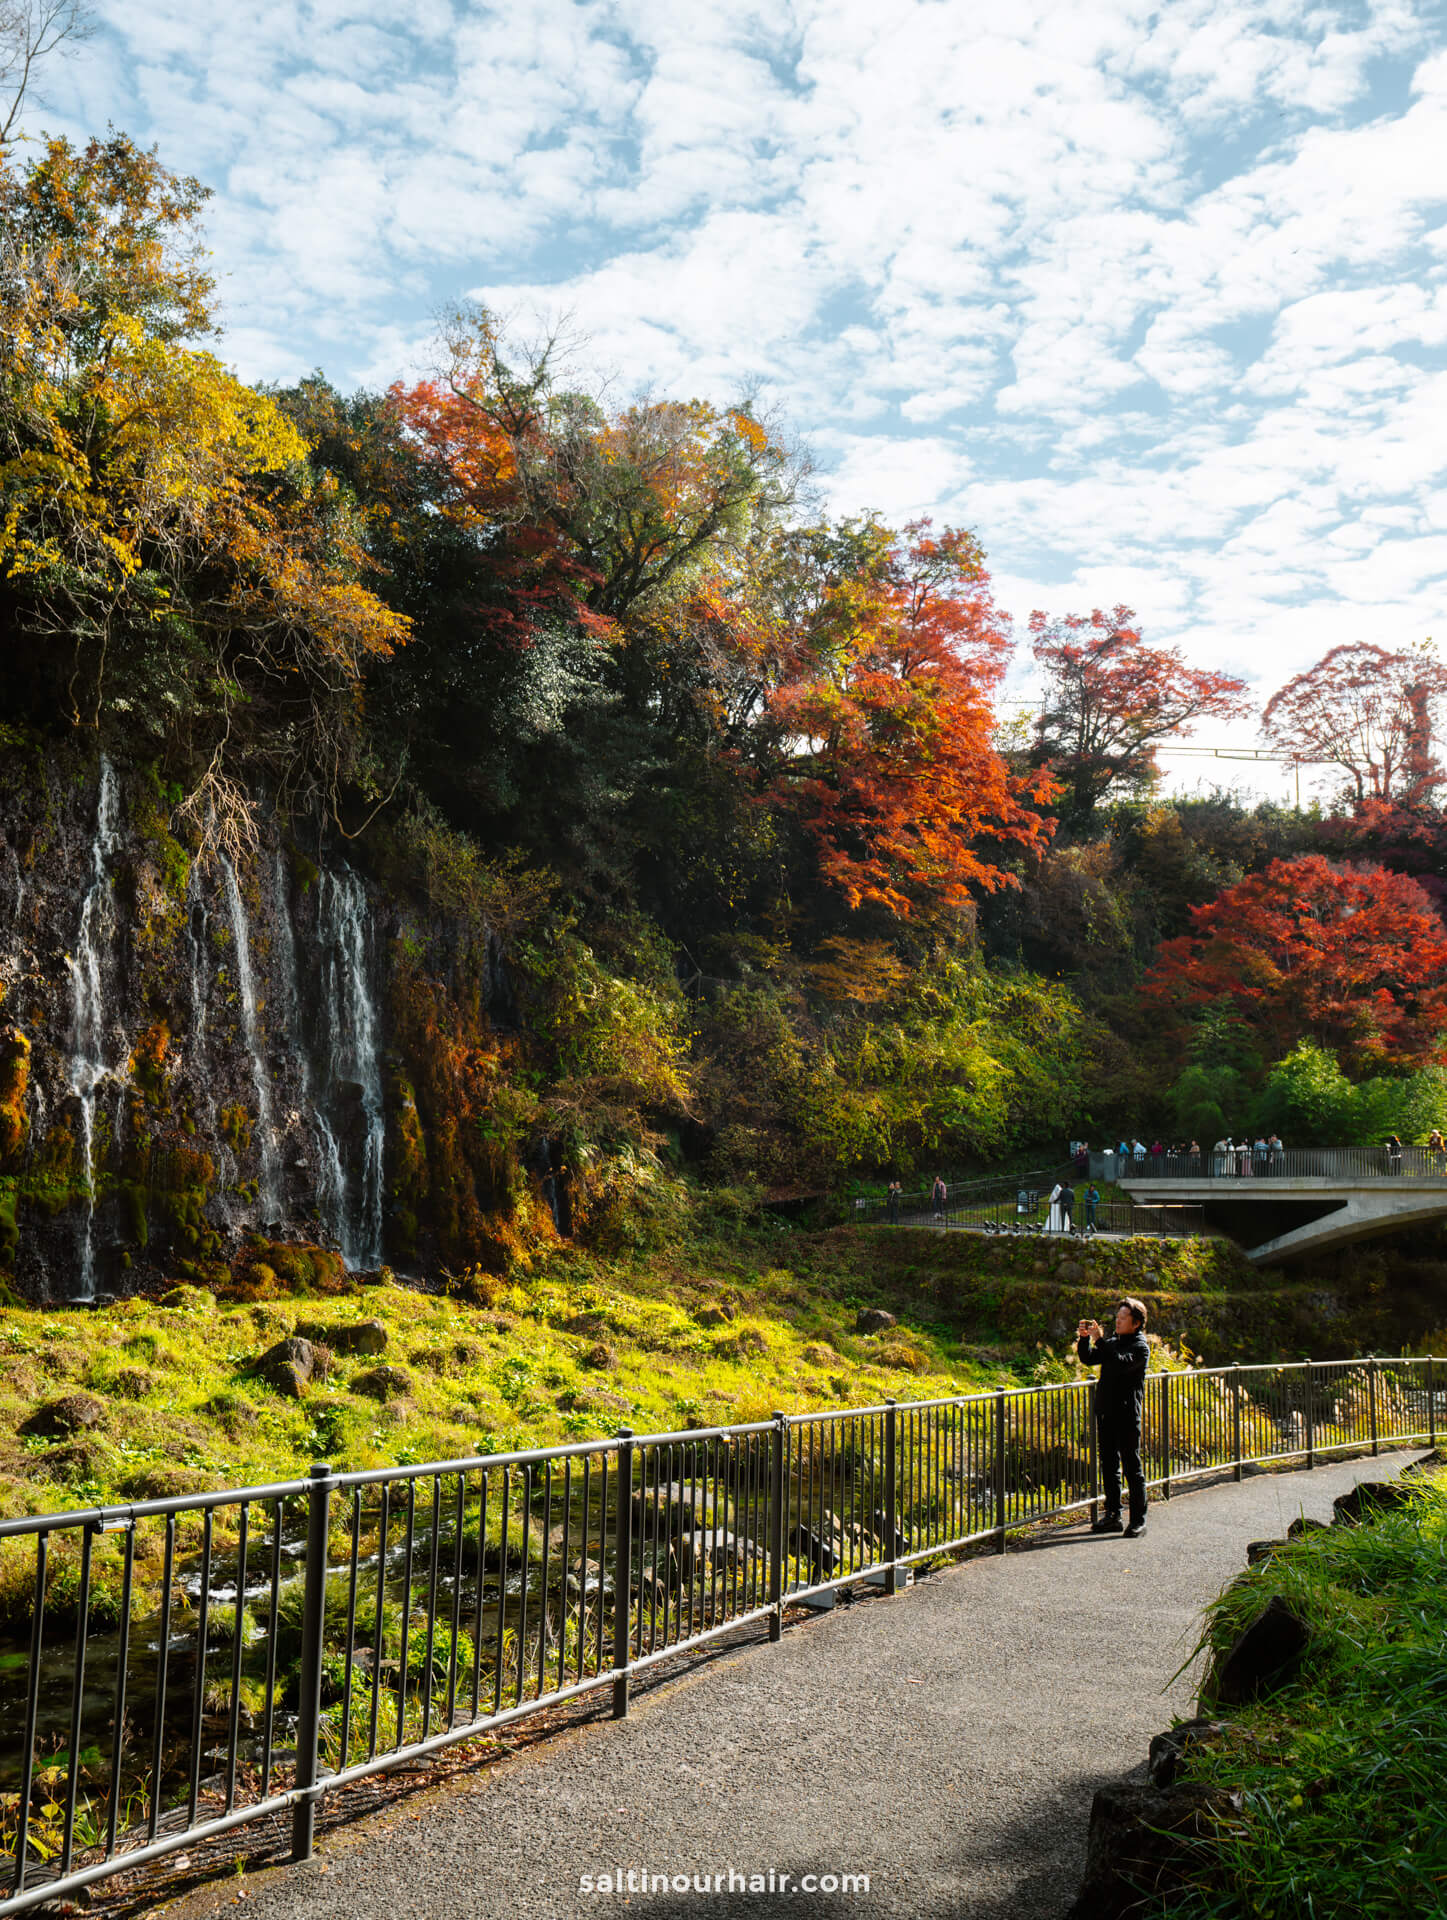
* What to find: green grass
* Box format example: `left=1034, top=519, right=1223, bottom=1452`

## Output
left=1156, top=1470, right=1447, bottom=1918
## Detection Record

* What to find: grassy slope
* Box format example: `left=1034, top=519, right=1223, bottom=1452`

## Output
left=1157, top=1465, right=1447, bottom=1919
left=5, top=1221, right=1437, bottom=1535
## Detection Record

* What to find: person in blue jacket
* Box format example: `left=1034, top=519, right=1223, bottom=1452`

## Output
left=1077, top=1298, right=1150, bottom=1538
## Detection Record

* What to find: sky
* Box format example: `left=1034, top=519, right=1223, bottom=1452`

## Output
left=29, top=0, right=1447, bottom=802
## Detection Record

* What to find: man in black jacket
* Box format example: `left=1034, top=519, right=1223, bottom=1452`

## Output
left=1077, top=1298, right=1150, bottom=1538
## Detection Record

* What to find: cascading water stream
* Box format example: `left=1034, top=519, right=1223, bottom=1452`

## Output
left=220, top=856, right=283, bottom=1224
left=317, top=869, right=385, bottom=1269
left=272, top=850, right=347, bottom=1248
left=66, top=757, right=120, bottom=1298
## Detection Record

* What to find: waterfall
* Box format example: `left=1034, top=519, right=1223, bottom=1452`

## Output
left=186, top=885, right=209, bottom=1058
left=220, top=856, right=283, bottom=1224
left=65, top=757, right=120, bottom=1298
left=272, top=850, right=347, bottom=1248
left=317, top=868, right=385, bottom=1269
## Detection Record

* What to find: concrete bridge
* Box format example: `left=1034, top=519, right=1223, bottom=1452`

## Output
left=1097, top=1145, right=1447, bottom=1263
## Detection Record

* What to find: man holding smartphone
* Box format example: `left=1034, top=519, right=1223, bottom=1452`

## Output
left=1077, top=1299, right=1150, bottom=1538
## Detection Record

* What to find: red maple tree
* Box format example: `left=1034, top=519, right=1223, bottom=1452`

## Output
left=1262, top=642, right=1447, bottom=805
left=1029, top=607, right=1252, bottom=821
left=1145, top=855, right=1447, bottom=1072
left=759, top=521, right=1056, bottom=917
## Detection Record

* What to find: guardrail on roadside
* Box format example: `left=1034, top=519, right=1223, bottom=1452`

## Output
left=0, top=1355, right=1439, bottom=1912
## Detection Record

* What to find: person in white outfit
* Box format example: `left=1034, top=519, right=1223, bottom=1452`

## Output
left=1047, top=1181, right=1064, bottom=1232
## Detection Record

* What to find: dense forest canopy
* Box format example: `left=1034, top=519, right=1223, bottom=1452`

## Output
left=4, top=129, right=1447, bottom=1265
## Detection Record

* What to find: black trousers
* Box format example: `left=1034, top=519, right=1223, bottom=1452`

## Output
left=1098, top=1415, right=1146, bottom=1523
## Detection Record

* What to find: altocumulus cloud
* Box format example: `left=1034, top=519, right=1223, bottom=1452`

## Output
left=41, top=0, right=1447, bottom=725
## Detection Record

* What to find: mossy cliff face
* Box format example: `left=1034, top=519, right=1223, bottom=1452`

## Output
left=0, top=742, right=457, bottom=1298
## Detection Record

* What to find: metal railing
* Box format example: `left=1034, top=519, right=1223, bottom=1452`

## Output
left=1104, top=1146, right=1447, bottom=1183
left=869, top=1193, right=1207, bottom=1239
left=0, top=1356, right=1439, bottom=1913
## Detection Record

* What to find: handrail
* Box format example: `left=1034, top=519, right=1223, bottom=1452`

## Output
left=1105, top=1145, right=1447, bottom=1182
left=0, top=1352, right=1438, bottom=1913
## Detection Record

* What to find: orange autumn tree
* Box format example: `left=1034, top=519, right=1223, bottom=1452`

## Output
left=1145, top=855, right=1447, bottom=1073
left=1030, top=606, right=1252, bottom=824
left=754, top=519, right=1055, bottom=917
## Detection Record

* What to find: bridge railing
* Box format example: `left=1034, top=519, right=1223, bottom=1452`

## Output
left=1103, top=1145, right=1447, bottom=1182
left=0, top=1357, right=1440, bottom=1913
left=872, top=1194, right=1206, bottom=1239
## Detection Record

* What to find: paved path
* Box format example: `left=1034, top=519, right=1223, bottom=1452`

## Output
left=165, top=1450, right=1422, bottom=1920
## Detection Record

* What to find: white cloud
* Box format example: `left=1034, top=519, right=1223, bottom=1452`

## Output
left=25, top=0, right=1440, bottom=764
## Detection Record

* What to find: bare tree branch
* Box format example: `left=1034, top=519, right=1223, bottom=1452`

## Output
left=0, top=0, right=96, bottom=147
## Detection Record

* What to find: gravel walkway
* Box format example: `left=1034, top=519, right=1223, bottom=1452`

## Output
left=161, top=1450, right=1422, bottom=1920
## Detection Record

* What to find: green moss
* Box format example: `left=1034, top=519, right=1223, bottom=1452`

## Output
left=0, top=1177, right=17, bottom=1267
left=131, top=764, right=192, bottom=902
left=20, top=1120, right=84, bottom=1214
left=218, top=1104, right=252, bottom=1153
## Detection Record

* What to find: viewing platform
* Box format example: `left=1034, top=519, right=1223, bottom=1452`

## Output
left=1095, top=1147, right=1447, bottom=1262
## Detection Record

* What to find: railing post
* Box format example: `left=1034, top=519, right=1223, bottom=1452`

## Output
left=1088, top=1383, right=1099, bottom=1524
left=1161, top=1375, right=1172, bottom=1500
left=291, top=1461, right=335, bottom=1863
left=884, top=1399, right=899, bottom=1597
left=993, top=1388, right=1007, bottom=1555
left=1430, top=1356, right=1438, bottom=1449
left=611, top=1430, right=633, bottom=1717
left=1368, top=1358, right=1379, bottom=1457
left=1305, top=1360, right=1315, bottom=1470
left=1231, top=1365, right=1242, bottom=1481
left=768, top=1412, right=788, bottom=1640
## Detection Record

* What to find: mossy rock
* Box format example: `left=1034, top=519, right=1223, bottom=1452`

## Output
left=160, top=1284, right=216, bottom=1312
left=111, top=1366, right=157, bottom=1401
left=352, top=1365, right=413, bottom=1402
left=802, top=1343, right=835, bottom=1367
left=203, top=1390, right=260, bottom=1434
left=20, top=1393, right=106, bottom=1437
left=118, top=1462, right=214, bottom=1501
left=580, top=1342, right=616, bottom=1371
left=716, top=1327, right=767, bottom=1359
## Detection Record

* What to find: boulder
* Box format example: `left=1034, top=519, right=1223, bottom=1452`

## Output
left=20, top=1393, right=106, bottom=1438
left=1068, top=1780, right=1242, bottom=1918
left=1147, top=1718, right=1232, bottom=1790
left=855, top=1308, right=897, bottom=1335
left=1204, top=1594, right=1311, bottom=1708
left=561, top=1312, right=612, bottom=1338
left=323, top=1319, right=388, bottom=1357
left=1245, top=1538, right=1286, bottom=1566
left=1056, top=1259, right=1086, bottom=1284
left=1332, top=1480, right=1415, bottom=1526
left=581, top=1341, right=617, bottom=1371
left=352, top=1364, right=412, bottom=1402
left=159, top=1285, right=216, bottom=1312
left=1287, top=1514, right=1330, bottom=1540
left=255, top=1336, right=316, bottom=1398
left=695, top=1304, right=736, bottom=1328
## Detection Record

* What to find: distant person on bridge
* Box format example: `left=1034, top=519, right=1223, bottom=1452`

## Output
left=1077, top=1299, right=1150, bottom=1538
left=1384, top=1134, right=1404, bottom=1176
left=1084, top=1183, right=1099, bottom=1231
left=1058, top=1182, right=1075, bottom=1232
left=887, top=1181, right=902, bottom=1224
left=931, top=1175, right=947, bottom=1219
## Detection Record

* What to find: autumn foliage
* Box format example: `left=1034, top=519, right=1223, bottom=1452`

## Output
left=758, top=521, right=1055, bottom=915
left=1263, top=642, right=1447, bottom=805
left=1030, top=607, right=1251, bottom=821
left=1146, top=855, right=1447, bottom=1073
